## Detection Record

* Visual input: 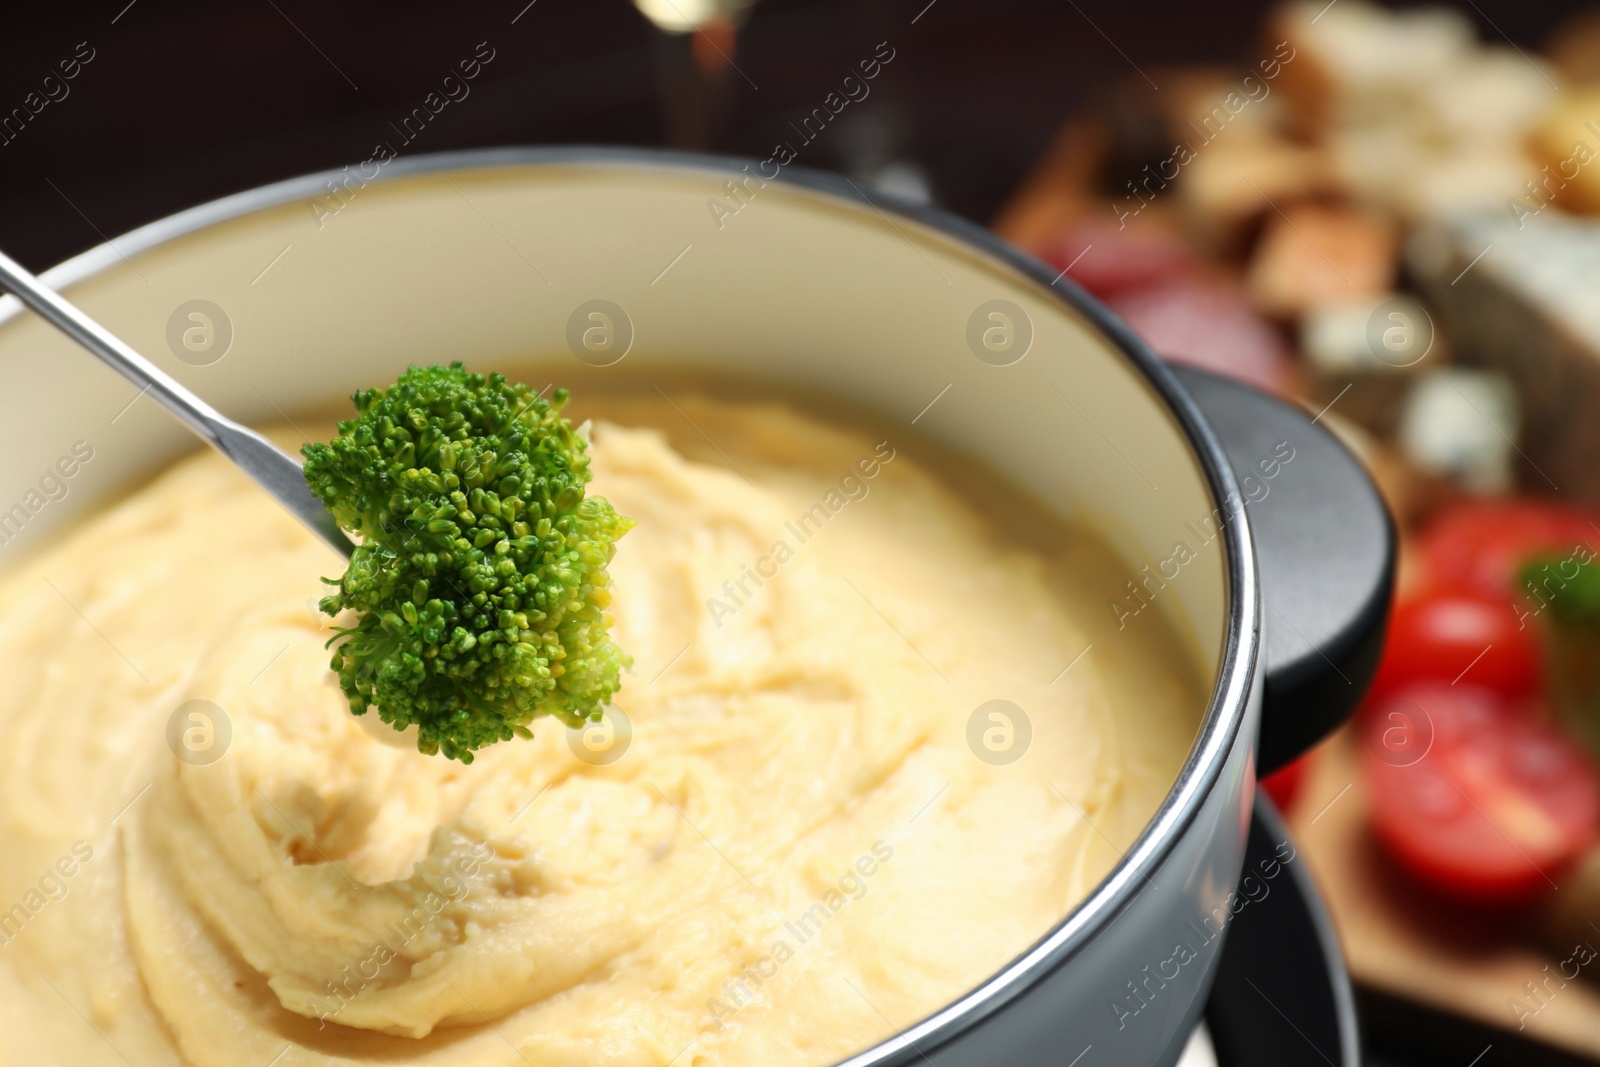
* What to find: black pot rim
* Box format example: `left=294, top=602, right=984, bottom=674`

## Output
left=0, top=145, right=1261, bottom=1065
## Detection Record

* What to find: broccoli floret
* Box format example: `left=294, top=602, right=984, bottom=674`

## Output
left=301, top=362, right=633, bottom=763
left=1521, top=556, right=1600, bottom=626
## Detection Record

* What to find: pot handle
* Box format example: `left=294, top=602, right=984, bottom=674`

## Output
left=1170, top=366, right=1396, bottom=775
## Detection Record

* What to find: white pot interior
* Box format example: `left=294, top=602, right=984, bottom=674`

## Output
left=0, top=157, right=1226, bottom=692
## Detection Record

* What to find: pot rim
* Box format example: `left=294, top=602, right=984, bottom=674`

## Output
left=0, top=146, right=1260, bottom=1064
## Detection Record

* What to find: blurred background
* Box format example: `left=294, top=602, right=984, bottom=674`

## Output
left=0, top=0, right=1585, bottom=266
left=10, top=1, right=1600, bottom=1065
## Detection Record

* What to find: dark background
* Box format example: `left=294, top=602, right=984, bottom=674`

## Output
left=0, top=2, right=1595, bottom=1064
left=0, top=0, right=1587, bottom=272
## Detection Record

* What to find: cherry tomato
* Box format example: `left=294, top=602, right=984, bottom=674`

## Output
left=1421, top=499, right=1600, bottom=601
left=1363, top=683, right=1600, bottom=904
left=1262, top=754, right=1310, bottom=812
left=1369, top=592, right=1543, bottom=705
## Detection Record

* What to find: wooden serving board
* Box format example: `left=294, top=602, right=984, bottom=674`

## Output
left=1288, top=727, right=1600, bottom=1062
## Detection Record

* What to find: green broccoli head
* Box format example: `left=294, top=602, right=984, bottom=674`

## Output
left=301, top=362, right=633, bottom=763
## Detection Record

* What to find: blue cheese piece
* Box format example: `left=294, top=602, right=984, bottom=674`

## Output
left=1398, top=368, right=1519, bottom=494
left=1301, top=294, right=1439, bottom=435
left=1407, top=212, right=1600, bottom=502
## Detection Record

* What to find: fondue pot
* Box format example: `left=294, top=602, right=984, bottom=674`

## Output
left=0, top=148, right=1390, bottom=1067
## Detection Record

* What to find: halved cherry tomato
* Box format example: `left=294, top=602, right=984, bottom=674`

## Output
left=1368, top=592, right=1542, bottom=705
left=1262, top=753, right=1310, bottom=812
left=1363, top=683, right=1600, bottom=904
left=1421, top=499, right=1600, bottom=601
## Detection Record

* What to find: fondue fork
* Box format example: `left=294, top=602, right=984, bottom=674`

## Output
left=0, top=247, right=353, bottom=556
